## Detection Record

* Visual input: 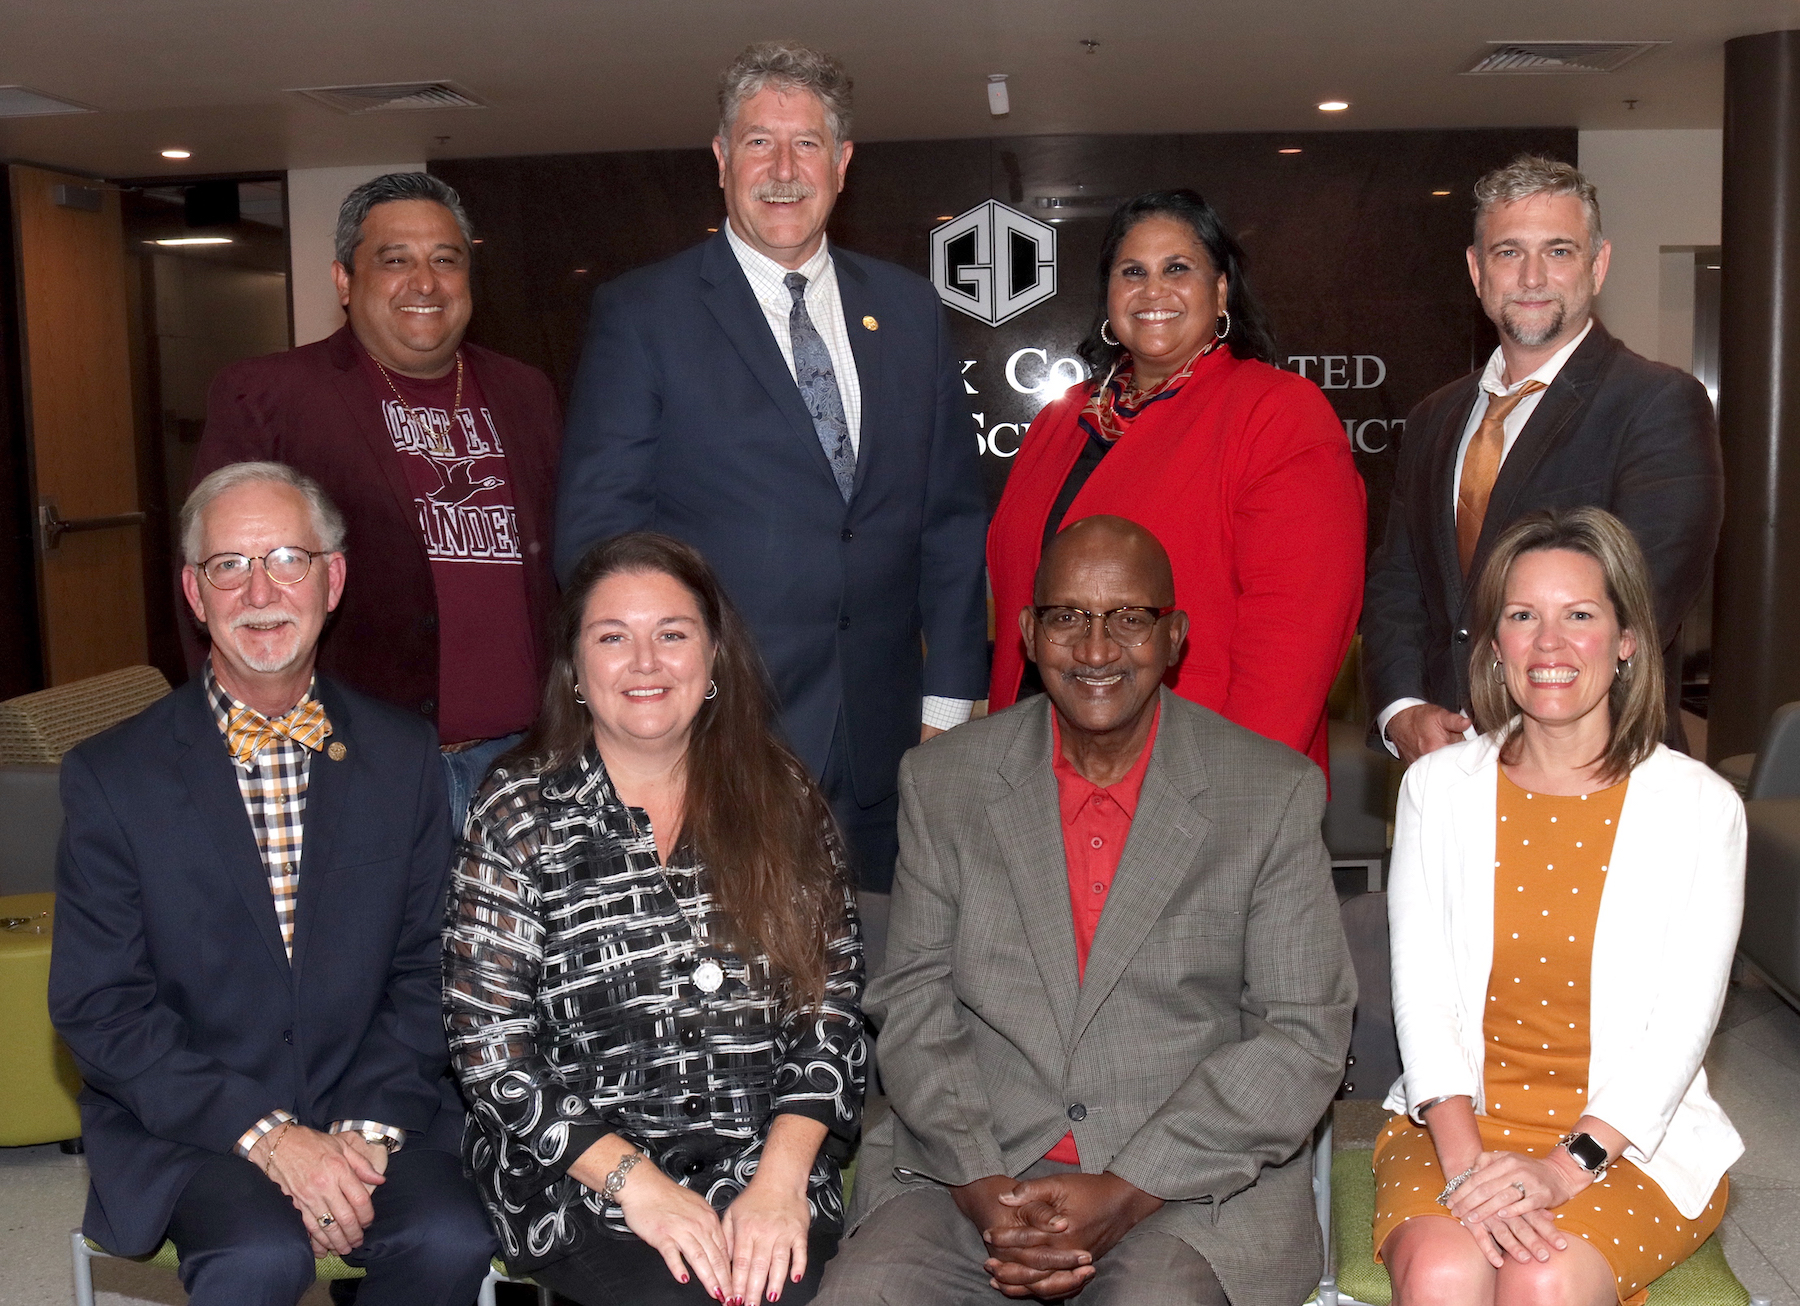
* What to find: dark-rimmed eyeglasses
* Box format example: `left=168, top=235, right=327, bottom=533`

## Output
left=1032, top=605, right=1176, bottom=648
left=197, top=547, right=322, bottom=591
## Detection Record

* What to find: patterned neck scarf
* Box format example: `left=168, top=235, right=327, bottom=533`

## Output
left=223, top=693, right=332, bottom=766
left=1078, top=338, right=1222, bottom=445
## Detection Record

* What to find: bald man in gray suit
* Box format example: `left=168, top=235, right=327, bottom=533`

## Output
left=817, top=517, right=1355, bottom=1306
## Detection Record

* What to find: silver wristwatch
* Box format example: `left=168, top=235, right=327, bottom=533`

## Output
left=602, top=1149, right=645, bottom=1201
left=1558, top=1131, right=1610, bottom=1177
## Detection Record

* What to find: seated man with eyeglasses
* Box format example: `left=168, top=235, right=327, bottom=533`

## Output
left=49, top=461, right=494, bottom=1306
left=816, top=515, right=1355, bottom=1306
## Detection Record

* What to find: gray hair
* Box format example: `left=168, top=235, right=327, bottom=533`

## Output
left=717, top=41, right=853, bottom=156
left=333, top=172, right=474, bottom=270
left=181, top=462, right=347, bottom=564
left=1472, top=154, right=1604, bottom=251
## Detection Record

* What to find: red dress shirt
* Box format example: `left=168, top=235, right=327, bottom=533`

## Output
left=1043, top=706, right=1159, bottom=1164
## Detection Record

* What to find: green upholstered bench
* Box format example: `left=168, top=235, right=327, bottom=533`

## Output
left=71, top=1231, right=545, bottom=1305
left=1319, top=1148, right=1753, bottom=1306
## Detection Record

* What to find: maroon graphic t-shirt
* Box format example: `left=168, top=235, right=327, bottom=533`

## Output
left=365, top=353, right=538, bottom=743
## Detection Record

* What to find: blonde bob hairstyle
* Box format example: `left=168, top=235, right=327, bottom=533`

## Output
left=1467, top=506, right=1663, bottom=783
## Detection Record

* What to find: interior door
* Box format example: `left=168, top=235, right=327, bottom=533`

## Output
left=10, top=163, right=147, bottom=684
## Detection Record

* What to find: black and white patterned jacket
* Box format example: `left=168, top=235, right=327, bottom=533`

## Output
left=443, top=748, right=865, bottom=1271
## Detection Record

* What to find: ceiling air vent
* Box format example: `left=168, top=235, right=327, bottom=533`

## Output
left=0, top=85, right=96, bottom=118
left=294, top=82, right=487, bottom=114
left=1464, top=42, right=1667, bottom=75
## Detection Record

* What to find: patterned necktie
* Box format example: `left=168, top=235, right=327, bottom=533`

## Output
left=1456, top=379, right=1548, bottom=577
left=784, top=272, right=856, bottom=501
left=224, top=698, right=333, bottom=766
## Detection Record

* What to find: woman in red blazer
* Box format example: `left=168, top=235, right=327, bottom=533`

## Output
left=988, top=190, right=1365, bottom=777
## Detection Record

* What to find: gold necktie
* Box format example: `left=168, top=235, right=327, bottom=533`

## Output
left=224, top=698, right=332, bottom=766
left=1456, top=380, right=1548, bottom=577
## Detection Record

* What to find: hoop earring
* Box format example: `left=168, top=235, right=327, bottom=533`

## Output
left=1214, top=309, right=1232, bottom=341
left=1616, top=655, right=1633, bottom=679
left=1100, top=319, right=1119, bottom=347
left=573, top=684, right=587, bottom=705
left=1490, top=658, right=1504, bottom=684
left=704, top=680, right=718, bottom=700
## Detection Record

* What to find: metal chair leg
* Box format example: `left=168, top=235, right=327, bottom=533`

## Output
left=70, top=1229, right=97, bottom=1306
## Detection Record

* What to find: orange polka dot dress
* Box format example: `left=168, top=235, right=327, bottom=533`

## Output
left=1373, top=770, right=1726, bottom=1304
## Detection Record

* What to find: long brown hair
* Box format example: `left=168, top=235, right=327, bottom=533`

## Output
left=514, top=532, right=842, bottom=1007
left=1466, top=507, right=1664, bottom=783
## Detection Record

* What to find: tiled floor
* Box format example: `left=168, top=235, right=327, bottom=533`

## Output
left=4, top=973, right=1798, bottom=1304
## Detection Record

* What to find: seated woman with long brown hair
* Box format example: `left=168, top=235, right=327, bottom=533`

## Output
left=1378, top=507, right=1742, bottom=1306
left=444, top=532, right=864, bottom=1306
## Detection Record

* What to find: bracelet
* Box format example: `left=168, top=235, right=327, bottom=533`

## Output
left=602, top=1149, right=645, bottom=1201
left=260, top=1121, right=293, bottom=1176
left=1436, top=1163, right=1478, bottom=1208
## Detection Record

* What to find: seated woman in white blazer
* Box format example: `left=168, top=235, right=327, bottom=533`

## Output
left=1376, top=506, right=1743, bottom=1306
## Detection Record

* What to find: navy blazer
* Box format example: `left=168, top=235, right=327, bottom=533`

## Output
left=48, top=675, right=462, bottom=1256
left=1361, top=320, right=1723, bottom=745
left=555, top=232, right=989, bottom=810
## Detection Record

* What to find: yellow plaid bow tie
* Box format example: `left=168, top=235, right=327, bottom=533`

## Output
left=224, top=698, right=333, bottom=766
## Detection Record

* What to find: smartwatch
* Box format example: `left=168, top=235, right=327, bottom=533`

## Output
left=1558, top=1131, right=1610, bottom=1176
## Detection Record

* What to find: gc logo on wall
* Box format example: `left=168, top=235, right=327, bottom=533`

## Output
left=931, top=200, right=1057, bottom=327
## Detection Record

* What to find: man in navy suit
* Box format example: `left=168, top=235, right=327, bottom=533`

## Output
left=555, top=41, right=989, bottom=968
left=49, top=463, right=494, bottom=1306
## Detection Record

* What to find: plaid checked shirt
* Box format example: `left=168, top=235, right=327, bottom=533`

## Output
left=206, top=662, right=405, bottom=1160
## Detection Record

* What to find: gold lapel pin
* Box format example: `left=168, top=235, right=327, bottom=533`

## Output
left=862, top=315, right=879, bottom=331
left=327, top=742, right=347, bottom=762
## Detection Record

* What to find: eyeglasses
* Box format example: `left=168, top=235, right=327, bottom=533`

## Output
left=197, top=547, right=322, bottom=590
left=1032, top=604, right=1175, bottom=647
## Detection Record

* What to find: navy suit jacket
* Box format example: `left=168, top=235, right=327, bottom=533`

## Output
left=555, top=232, right=989, bottom=811
left=48, top=675, right=462, bottom=1256
left=1361, top=320, right=1723, bottom=747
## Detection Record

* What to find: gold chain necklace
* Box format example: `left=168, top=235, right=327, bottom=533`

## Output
left=372, top=351, right=463, bottom=428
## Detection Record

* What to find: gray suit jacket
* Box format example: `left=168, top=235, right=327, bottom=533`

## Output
left=853, top=690, right=1356, bottom=1306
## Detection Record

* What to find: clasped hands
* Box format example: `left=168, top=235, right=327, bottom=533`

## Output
left=249, top=1124, right=389, bottom=1259
left=954, top=1171, right=1164, bottom=1300
left=1443, top=1148, right=1593, bottom=1269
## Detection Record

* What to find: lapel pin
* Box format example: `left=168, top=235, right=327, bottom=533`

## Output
left=327, top=742, right=347, bottom=762
left=862, top=315, right=879, bottom=331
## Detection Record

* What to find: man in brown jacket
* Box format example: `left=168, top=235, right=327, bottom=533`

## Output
left=190, top=172, right=561, bottom=830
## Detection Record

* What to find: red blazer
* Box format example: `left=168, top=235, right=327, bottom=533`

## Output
left=188, top=327, right=563, bottom=728
left=988, top=348, right=1366, bottom=777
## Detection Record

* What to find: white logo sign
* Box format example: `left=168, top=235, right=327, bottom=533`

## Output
left=931, top=201, right=1057, bottom=327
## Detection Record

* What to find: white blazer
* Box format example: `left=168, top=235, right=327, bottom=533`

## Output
left=1383, top=736, right=1745, bottom=1219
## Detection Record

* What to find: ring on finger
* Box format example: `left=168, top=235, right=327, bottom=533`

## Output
left=1512, top=1181, right=1527, bottom=1201
left=316, top=1212, right=336, bottom=1229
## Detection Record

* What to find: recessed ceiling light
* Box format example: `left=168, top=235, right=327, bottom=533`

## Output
left=1278, top=148, right=1303, bottom=155
left=149, top=236, right=232, bottom=246
left=935, top=214, right=954, bottom=221
left=1318, top=100, right=1350, bottom=112
left=160, top=149, right=191, bottom=159
left=1432, top=189, right=1452, bottom=196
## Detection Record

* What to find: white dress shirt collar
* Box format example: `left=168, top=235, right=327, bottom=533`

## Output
left=723, top=220, right=833, bottom=293
left=1477, top=318, right=1594, bottom=398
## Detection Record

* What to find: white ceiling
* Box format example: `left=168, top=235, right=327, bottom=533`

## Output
left=2, top=0, right=1795, bottom=179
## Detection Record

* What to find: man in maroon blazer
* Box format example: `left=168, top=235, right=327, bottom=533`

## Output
left=191, top=173, right=562, bottom=831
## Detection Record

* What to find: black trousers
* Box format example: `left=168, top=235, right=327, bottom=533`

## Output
left=531, top=1226, right=839, bottom=1306
left=164, top=1147, right=496, bottom=1306
left=819, top=714, right=900, bottom=896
